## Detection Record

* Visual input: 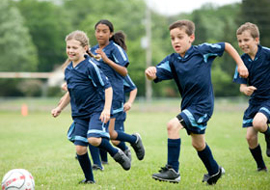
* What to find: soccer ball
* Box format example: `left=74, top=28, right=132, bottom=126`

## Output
left=1, top=169, right=35, bottom=190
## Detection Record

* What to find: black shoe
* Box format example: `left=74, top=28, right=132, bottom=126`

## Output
left=124, top=147, right=132, bottom=161
left=152, top=165, right=181, bottom=183
left=92, top=164, right=104, bottom=171
left=113, top=148, right=131, bottom=170
left=131, top=133, right=145, bottom=160
left=78, top=179, right=95, bottom=184
left=101, top=161, right=109, bottom=165
left=202, top=166, right=225, bottom=185
left=257, top=167, right=268, bottom=172
left=265, top=135, right=270, bottom=157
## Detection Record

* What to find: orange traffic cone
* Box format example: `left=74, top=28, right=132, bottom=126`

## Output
left=21, top=104, right=28, bottom=116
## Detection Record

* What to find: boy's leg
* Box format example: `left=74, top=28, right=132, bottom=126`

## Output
left=192, top=134, right=224, bottom=185
left=152, top=118, right=181, bottom=183
left=75, top=145, right=95, bottom=183
left=88, top=145, right=103, bottom=171
left=253, top=112, right=270, bottom=157
left=246, top=127, right=267, bottom=171
left=99, top=149, right=108, bottom=164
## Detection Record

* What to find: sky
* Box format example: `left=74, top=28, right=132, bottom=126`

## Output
left=146, top=0, right=242, bottom=16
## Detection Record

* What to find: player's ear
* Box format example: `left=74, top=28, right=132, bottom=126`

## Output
left=255, top=37, right=260, bottom=44
left=189, top=34, right=195, bottom=43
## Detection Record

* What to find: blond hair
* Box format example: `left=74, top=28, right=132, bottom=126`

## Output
left=65, top=30, right=100, bottom=60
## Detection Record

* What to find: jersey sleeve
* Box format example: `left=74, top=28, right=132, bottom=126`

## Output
left=154, top=55, right=173, bottom=83
left=198, top=42, right=225, bottom=62
left=233, top=65, right=248, bottom=84
left=112, top=43, right=129, bottom=67
left=123, top=75, right=137, bottom=93
left=87, top=58, right=111, bottom=89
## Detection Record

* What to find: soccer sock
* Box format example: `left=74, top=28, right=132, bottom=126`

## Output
left=116, top=141, right=128, bottom=151
left=115, top=131, right=137, bottom=144
left=167, top=138, right=181, bottom=173
left=263, top=126, right=270, bottom=137
left=99, top=149, right=108, bottom=163
left=249, top=144, right=266, bottom=169
left=197, top=144, right=219, bottom=175
left=77, top=153, right=94, bottom=181
left=88, top=144, right=102, bottom=167
left=98, top=138, right=118, bottom=157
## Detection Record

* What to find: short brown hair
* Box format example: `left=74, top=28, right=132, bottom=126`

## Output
left=169, top=20, right=195, bottom=36
left=236, top=22, right=260, bottom=39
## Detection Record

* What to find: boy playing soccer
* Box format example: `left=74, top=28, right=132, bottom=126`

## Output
left=234, top=22, right=270, bottom=172
left=145, top=19, right=248, bottom=185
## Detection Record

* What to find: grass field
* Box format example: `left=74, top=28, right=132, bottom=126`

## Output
left=0, top=98, right=269, bottom=190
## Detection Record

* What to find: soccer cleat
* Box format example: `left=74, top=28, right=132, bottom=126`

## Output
left=124, top=147, right=132, bottom=161
left=79, top=179, right=95, bottom=184
left=202, top=166, right=225, bottom=185
left=92, top=164, right=104, bottom=171
left=131, top=133, right=145, bottom=160
left=257, top=167, right=268, bottom=172
left=264, top=135, right=270, bottom=157
left=101, top=161, right=109, bottom=165
left=152, top=165, right=181, bottom=183
left=113, top=148, right=131, bottom=170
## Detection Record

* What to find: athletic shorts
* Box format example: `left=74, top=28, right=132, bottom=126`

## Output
left=178, top=107, right=211, bottom=135
left=242, top=100, right=270, bottom=128
left=67, top=112, right=110, bottom=146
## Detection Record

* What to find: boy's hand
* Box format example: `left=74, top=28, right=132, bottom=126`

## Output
left=51, top=107, right=62, bottom=118
left=145, top=66, right=157, bottom=80
left=238, top=64, right=249, bottom=78
left=243, top=86, right=257, bottom=96
left=123, top=102, right=132, bottom=112
left=100, top=109, right=110, bottom=123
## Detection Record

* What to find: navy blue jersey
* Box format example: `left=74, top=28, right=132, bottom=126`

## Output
left=91, top=41, right=129, bottom=111
left=65, top=56, right=111, bottom=118
left=154, top=43, right=225, bottom=116
left=233, top=45, right=270, bottom=103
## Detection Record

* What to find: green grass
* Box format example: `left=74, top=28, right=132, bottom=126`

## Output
left=0, top=98, right=269, bottom=189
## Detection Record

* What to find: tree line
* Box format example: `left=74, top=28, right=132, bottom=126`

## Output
left=0, top=0, right=269, bottom=97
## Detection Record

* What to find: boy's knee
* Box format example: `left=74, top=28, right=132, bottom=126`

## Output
left=111, top=140, right=120, bottom=146
left=88, top=137, right=101, bottom=146
left=76, top=146, right=87, bottom=155
left=252, top=119, right=266, bottom=130
left=192, top=142, right=205, bottom=151
left=167, top=120, right=177, bottom=132
left=109, top=130, right=118, bottom=140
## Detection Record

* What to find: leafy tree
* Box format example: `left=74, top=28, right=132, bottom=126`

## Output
left=14, top=0, right=72, bottom=72
left=238, top=0, right=270, bottom=46
left=0, top=0, right=38, bottom=71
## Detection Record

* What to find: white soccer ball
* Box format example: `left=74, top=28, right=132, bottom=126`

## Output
left=1, top=169, right=35, bottom=190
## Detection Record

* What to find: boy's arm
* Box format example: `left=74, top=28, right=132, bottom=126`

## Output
left=240, top=84, right=257, bottom=96
left=100, top=87, right=113, bottom=123
left=124, top=88, right=137, bottom=112
left=145, top=66, right=157, bottom=80
left=225, top=42, right=249, bottom=78
left=51, top=92, right=70, bottom=117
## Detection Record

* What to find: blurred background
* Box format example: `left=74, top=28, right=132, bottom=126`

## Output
left=0, top=0, right=269, bottom=101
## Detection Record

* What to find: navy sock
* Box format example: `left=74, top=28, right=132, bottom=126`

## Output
left=167, top=138, right=181, bottom=173
left=88, top=145, right=102, bottom=167
left=115, top=131, right=137, bottom=144
left=99, top=149, right=108, bottom=162
left=197, top=144, right=219, bottom=175
left=250, top=144, right=266, bottom=169
left=98, top=138, right=118, bottom=157
left=77, top=153, right=94, bottom=181
left=263, top=126, right=270, bottom=137
left=116, top=141, right=128, bottom=151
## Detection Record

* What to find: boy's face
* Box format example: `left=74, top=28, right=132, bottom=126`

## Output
left=237, top=30, right=259, bottom=55
left=170, top=28, right=194, bottom=57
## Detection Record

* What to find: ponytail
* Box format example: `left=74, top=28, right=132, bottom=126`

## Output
left=111, top=31, right=127, bottom=51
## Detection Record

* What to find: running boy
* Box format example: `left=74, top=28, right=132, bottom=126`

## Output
left=51, top=30, right=130, bottom=184
left=233, top=22, right=270, bottom=172
left=145, top=19, right=249, bottom=185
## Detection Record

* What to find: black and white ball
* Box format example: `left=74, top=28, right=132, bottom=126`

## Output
left=1, top=169, right=35, bottom=190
